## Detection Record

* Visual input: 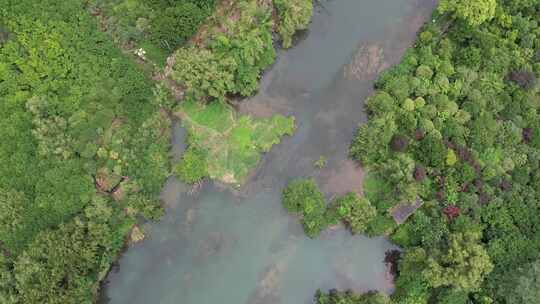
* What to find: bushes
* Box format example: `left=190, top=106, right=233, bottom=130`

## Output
left=273, top=0, right=313, bottom=48
left=0, top=1, right=172, bottom=302
left=499, top=260, right=540, bottom=304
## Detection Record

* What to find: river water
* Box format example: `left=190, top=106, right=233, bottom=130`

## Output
left=100, top=1, right=437, bottom=303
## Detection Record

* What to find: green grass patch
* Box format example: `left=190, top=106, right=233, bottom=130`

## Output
left=175, top=100, right=295, bottom=185
left=179, top=99, right=234, bottom=132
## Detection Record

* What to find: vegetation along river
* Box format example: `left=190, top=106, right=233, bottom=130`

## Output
left=100, top=0, right=437, bottom=303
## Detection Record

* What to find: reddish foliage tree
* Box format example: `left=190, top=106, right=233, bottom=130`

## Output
left=436, top=190, right=446, bottom=201
left=508, top=70, right=538, bottom=91
left=444, top=139, right=456, bottom=150
left=523, top=127, right=533, bottom=143
left=474, top=178, right=485, bottom=189
left=390, top=135, right=409, bottom=152
left=443, top=205, right=460, bottom=220
left=500, top=180, right=511, bottom=192
left=457, top=146, right=472, bottom=162
left=415, top=129, right=426, bottom=140
left=479, top=192, right=490, bottom=204
left=413, top=165, right=427, bottom=182
left=384, top=249, right=402, bottom=276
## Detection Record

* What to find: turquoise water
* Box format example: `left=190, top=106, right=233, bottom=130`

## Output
left=101, top=1, right=437, bottom=303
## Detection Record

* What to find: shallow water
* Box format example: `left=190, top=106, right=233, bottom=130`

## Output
left=100, top=1, right=437, bottom=303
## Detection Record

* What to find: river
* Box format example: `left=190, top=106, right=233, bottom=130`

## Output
left=100, top=0, right=437, bottom=303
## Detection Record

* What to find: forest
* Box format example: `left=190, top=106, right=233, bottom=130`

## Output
left=305, top=0, right=540, bottom=303
left=0, top=1, right=175, bottom=302
left=2, top=0, right=540, bottom=303
left=0, top=0, right=312, bottom=302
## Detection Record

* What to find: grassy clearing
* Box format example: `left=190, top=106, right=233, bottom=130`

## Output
left=175, top=99, right=295, bottom=185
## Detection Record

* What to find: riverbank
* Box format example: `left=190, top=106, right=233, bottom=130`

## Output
left=100, top=1, right=437, bottom=303
left=321, top=1, right=540, bottom=303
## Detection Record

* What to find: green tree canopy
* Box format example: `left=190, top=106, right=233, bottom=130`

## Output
left=423, top=231, right=494, bottom=291
left=335, top=193, right=376, bottom=234
left=438, top=0, right=497, bottom=26
left=502, top=260, right=540, bottom=304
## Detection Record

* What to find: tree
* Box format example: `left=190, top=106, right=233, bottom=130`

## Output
left=172, top=47, right=236, bottom=100
left=282, top=179, right=327, bottom=237
left=507, top=70, right=538, bottom=91
left=0, top=26, right=9, bottom=46
left=502, top=260, right=540, bottom=304
left=392, top=248, right=431, bottom=304
left=13, top=216, right=114, bottom=304
left=423, top=231, right=493, bottom=291
left=390, top=134, right=410, bottom=152
left=335, top=193, right=376, bottom=234
left=438, top=0, right=497, bottom=26
left=149, top=3, right=209, bottom=51
left=0, top=255, right=18, bottom=304
left=0, top=188, right=27, bottom=253
left=436, top=288, right=469, bottom=304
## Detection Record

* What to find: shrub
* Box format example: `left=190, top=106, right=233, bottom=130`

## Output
left=438, top=0, right=497, bottom=26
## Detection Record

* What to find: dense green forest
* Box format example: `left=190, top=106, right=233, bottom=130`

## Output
left=0, top=1, right=172, bottom=302
left=0, top=0, right=313, bottom=302
left=308, top=0, right=540, bottom=303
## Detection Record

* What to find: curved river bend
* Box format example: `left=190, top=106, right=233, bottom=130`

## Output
left=101, top=1, right=437, bottom=303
